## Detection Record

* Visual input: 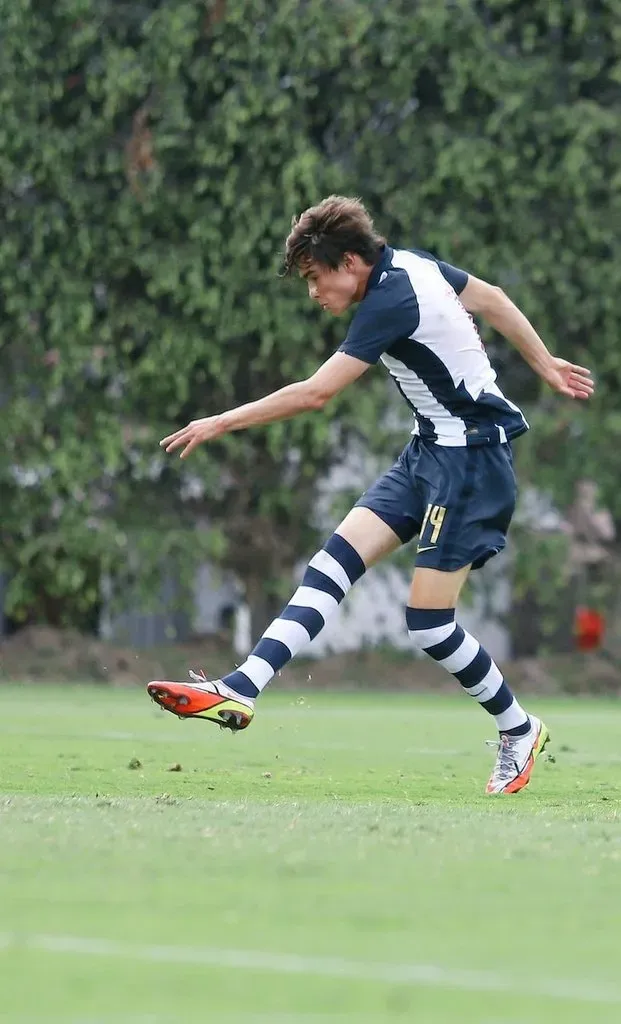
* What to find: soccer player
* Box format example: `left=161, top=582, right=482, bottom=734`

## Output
left=147, top=196, right=594, bottom=794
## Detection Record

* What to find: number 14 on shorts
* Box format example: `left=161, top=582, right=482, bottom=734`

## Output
left=418, top=503, right=447, bottom=549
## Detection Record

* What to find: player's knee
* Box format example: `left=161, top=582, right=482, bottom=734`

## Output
left=409, top=565, right=470, bottom=609
left=406, top=606, right=456, bottom=652
left=301, top=533, right=366, bottom=593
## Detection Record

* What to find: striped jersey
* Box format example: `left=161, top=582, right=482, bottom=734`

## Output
left=338, top=245, right=528, bottom=447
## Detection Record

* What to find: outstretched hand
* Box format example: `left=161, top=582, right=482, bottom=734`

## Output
left=160, top=416, right=225, bottom=459
left=541, top=358, right=594, bottom=400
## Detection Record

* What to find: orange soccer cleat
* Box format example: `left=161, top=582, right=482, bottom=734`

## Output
left=147, top=671, right=255, bottom=732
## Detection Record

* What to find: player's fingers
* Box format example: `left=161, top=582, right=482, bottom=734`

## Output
left=573, top=368, right=594, bottom=385
left=165, top=431, right=193, bottom=453
left=568, top=376, right=592, bottom=392
left=569, top=364, right=592, bottom=377
left=551, top=377, right=577, bottom=398
left=179, top=435, right=203, bottom=459
left=160, top=428, right=188, bottom=447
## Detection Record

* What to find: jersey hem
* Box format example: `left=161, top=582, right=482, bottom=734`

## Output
left=412, top=423, right=529, bottom=447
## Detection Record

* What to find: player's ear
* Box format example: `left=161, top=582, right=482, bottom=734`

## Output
left=342, top=252, right=356, bottom=271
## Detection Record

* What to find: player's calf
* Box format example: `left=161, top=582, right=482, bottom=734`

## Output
left=147, top=533, right=366, bottom=727
left=219, top=533, right=366, bottom=700
left=407, top=607, right=531, bottom=734
left=407, top=607, right=547, bottom=792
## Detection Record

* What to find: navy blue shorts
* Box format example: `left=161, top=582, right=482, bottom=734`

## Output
left=355, top=437, right=517, bottom=571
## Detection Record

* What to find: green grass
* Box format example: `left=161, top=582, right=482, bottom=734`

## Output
left=1, top=685, right=621, bottom=1023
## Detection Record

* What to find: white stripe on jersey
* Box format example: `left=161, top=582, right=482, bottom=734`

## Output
left=382, top=249, right=525, bottom=445
left=381, top=351, right=468, bottom=445
left=392, top=249, right=493, bottom=397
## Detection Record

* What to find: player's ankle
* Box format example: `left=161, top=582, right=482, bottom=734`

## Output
left=221, top=673, right=259, bottom=700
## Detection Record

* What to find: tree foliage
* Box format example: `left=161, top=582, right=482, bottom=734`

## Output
left=1, top=0, right=620, bottom=635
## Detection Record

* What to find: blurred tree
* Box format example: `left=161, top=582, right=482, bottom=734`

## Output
left=0, top=0, right=392, bottom=633
left=1, top=0, right=620, bottom=640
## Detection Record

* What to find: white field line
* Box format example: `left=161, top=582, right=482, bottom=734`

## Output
left=0, top=933, right=619, bottom=1005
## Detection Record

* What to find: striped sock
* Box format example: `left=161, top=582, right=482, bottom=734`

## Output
left=406, top=607, right=530, bottom=736
left=222, top=534, right=366, bottom=698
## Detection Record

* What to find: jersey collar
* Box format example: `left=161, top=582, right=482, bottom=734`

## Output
left=364, top=245, right=394, bottom=295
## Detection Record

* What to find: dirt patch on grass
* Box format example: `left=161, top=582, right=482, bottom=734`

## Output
left=0, top=626, right=168, bottom=686
left=1, top=625, right=620, bottom=695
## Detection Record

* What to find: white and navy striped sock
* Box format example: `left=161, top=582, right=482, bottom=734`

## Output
left=222, top=534, right=366, bottom=698
left=406, top=607, right=530, bottom=736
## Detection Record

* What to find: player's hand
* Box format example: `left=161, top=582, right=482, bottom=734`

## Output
left=542, top=358, right=594, bottom=400
left=160, top=416, right=225, bottom=459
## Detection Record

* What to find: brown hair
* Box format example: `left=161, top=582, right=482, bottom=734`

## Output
left=282, top=195, right=385, bottom=275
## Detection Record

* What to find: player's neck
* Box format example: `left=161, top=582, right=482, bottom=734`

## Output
left=353, top=261, right=375, bottom=303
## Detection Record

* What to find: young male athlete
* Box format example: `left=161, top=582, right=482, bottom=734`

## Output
left=147, top=196, right=594, bottom=794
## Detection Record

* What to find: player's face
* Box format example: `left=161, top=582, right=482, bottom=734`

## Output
left=301, top=258, right=360, bottom=316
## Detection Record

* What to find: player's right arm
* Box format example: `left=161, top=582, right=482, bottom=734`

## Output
left=160, top=352, right=370, bottom=459
left=459, top=274, right=594, bottom=400
left=161, top=272, right=417, bottom=459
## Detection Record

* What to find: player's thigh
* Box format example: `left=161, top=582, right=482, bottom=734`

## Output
left=415, top=444, right=517, bottom=573
left=408, top=564, right=471, bottom=609
left=345, top=441, right=422, bottom=567
left=335, top=506, right=402, bottom=568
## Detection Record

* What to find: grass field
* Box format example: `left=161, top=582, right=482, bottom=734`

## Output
left=0, top=685, right=620, bottom=1023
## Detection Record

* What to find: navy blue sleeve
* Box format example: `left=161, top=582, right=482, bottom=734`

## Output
left=411, top=248, right=469, bottom=295
left=338, top=270, right=420, bottom=365
left=437, top=261, right=469, bottom=295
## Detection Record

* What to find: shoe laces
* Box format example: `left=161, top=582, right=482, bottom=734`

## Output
left=486, top=734, right=520, bottom=783
left=189, top=669, right=208, bottom=684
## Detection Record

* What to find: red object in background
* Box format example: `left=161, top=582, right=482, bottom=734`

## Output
left=575, top=607, right=605, bottom=651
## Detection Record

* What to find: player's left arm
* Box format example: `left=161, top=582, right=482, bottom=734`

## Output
left=459, top=274, right=594, bottom=400
left=160, top=352, right=369, bottom=459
